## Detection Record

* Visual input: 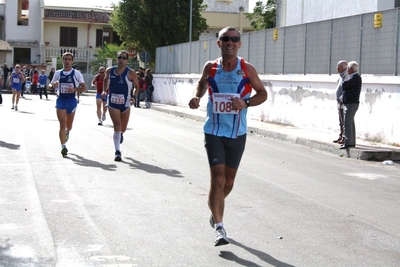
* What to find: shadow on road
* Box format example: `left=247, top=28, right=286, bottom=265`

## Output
left=0, top=240, right=36, bottom=267
left=0, top=140, right=21, bottom=150
left=66, top=153, right=118, bottom=171
left=222, top=238, right=296, bottom=267
left=125, top=157, right=183, bottom=178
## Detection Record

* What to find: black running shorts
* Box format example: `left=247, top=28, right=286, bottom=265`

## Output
left=204, top=133, right=246, bottom=168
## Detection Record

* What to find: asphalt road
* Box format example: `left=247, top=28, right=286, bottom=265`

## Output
left=0, top=92, right=399, bottom=267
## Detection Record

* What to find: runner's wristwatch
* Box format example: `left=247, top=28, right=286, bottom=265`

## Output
left=245, top=99, right=250, bottom=108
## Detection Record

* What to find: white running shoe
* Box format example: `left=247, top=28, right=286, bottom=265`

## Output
left=214, top=226, right=229, bottom=246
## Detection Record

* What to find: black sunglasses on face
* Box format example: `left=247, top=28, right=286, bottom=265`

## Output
left=219, top=36, right=240, bottom=43
left=117, top=56, right=128, bottom=60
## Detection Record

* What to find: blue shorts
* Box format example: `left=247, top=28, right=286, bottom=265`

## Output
left=56, top=97, right=77, bottom=114
left=107, top=103, right=130, bottom=113
left=96, top=93, right=107, bottom=102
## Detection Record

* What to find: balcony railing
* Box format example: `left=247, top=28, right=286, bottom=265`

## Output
left=44, top=46, right=96, bottom=61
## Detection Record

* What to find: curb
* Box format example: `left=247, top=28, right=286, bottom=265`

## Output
left=151, top=105, right=400, bottom=162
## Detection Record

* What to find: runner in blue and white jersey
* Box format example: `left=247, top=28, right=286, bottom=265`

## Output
left=102, top=50, right=140, bottom=161
left=10, top=65, right=25, bottom=111
left=50, top=52, right=86, bottom=156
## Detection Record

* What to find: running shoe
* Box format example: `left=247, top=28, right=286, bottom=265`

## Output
left=209, top=215, right=215, bottom=228
left=98, top=120, right=102, bottom=126
left=114, top=150, right=122, bottom=161
left=11, top=105, right=14, bottom=110
left=120, top=133, right=124, bottom=144
left=214, top=226, right=229, bottom=246
left=102, top=113, right=106, bottom=121
left=61, top=146, right=68, bottom=156
left=15, top=105, right=18, bottom=111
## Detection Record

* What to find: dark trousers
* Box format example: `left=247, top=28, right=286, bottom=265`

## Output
left=38, top=85, right=48, bottom=99
left=135, top=90, right=146, bottom=107
left=343, top=103, right=359, bottom=146
left=31, top=84, right=38, bottom=95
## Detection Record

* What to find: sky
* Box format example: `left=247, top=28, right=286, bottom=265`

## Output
left=45, top=0, right=268, bottom=12
left=249, top=0, right=268, bottom=11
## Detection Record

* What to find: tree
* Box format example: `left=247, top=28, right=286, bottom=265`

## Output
left=90, top=43, right=127, bottom=74
left=109, top=0, right=208, bottom=63
left=246, top=0, right=276, bottom=31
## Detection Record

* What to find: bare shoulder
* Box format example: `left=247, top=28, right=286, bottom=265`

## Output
left=202, top=60, right=215, bottom=74
left=243, top=61, right=257, bottom=74
left=128, top=68, right=137, bottom=77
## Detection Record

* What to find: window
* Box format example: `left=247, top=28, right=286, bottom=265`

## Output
left=60, top=27, right=78, bottom=47
left=14, top=48, right=31, bottom=64
left=96, top=29, right=103, bottom=47
left=17, top=0, right=29, bottom=26
left=396, top=0, right=400, bottom=7
left=102, top=31, right=110, bottom=44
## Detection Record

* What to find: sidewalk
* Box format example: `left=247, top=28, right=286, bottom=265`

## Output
left=150, top=103, right=400, bottom=162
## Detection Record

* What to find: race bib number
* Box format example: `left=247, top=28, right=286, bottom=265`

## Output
left=60, top=84, right=74, bottom=93
left=110, top=93, right=125, bottom=104
left=13, top=77, right=20, bottom=83
left=212, top=93, right=239, bottom=114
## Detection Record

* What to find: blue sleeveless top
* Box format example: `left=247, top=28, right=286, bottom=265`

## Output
left=11, top=72, right=23, bottom=90
left=59, top=69, right=77, bottom=99
left=108, top=66, right=132, bottom=107
left=204, top=57, right=252, bottom=138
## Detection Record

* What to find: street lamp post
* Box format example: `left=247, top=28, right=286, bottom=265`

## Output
left=189, top=0, right=192, bottom=42
left=239, top=6, right=244, bottom=33
left=189, top=0, right=193, bottom=73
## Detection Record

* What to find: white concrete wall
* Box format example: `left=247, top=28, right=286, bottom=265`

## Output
left=152, top=74, right=400, bottom=145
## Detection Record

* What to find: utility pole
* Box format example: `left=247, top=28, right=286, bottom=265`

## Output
left=189, top=0, right=192, bottom=42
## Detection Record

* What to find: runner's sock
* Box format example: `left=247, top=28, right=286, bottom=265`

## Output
left=113, top=131, right=121, bottom=151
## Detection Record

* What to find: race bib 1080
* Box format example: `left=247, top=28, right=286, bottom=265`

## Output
left=212, top=93, right=239, bottom=114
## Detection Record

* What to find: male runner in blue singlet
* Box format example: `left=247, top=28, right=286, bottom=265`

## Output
left=189, top=26, right=268, bottom=246
left=10, top=65, right=25, bottom=111
left=51, top=52, right=86, bottom=156
left=102, top=50, right=140, bottom=161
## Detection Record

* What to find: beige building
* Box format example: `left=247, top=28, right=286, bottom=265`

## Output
left=201, top=0, right=253, bottom=40
left=0, top=0, right=116, bottom=74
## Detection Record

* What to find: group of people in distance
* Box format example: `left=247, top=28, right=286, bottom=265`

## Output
left=2, top=65, right=53, bottom=111
left=49, top=51, right=140, bottom=160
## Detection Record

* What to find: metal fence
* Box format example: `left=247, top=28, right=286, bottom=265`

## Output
left=156, top=8, right=400, bottom=75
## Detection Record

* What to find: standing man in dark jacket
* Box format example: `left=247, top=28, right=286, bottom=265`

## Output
left=341, top=61, right=362, bottom=149
left=3, top=63, right=10, bottom=89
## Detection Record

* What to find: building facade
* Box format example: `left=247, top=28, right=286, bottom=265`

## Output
left=200, top=0, right=253, bottom=40
left=0, top=0, right=116, bottom=75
